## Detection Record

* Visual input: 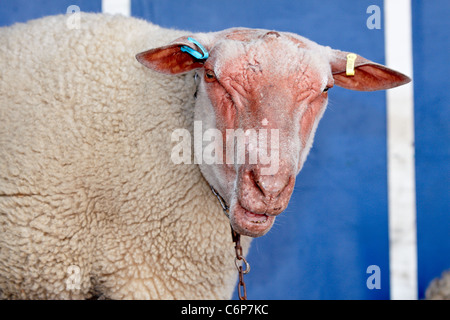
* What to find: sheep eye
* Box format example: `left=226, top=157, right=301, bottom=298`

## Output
left=323, top=87, right=330, bottom=93
left=205, top=69, right=216, bottom=82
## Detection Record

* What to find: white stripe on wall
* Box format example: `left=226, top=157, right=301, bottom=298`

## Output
left=384, top=0, right=418, bottom=300
left=102, top=0, right=131, bottom=16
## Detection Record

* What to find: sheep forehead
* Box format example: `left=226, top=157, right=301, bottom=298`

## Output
left=211, top=30, right=331, bottom=88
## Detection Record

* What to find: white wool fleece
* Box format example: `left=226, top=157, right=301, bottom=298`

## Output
left=0, top=13, right=250, bottom=299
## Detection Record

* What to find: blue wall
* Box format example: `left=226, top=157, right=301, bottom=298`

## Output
left=0, top=0, right=100, bottom=25
left=412, top=0, right=450, bottom=299
left=1, top=0, right=448, bottom=300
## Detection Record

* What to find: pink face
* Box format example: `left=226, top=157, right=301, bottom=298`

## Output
left=136, top=28, right=410, bottom=237
left=196, top=31, right=333, bottom=237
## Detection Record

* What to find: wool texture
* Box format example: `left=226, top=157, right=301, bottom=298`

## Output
left=0, top=13, right=250, bottom=299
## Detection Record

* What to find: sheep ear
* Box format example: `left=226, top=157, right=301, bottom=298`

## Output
left=329, top=49, right=411, bottom=91
left=136, top=36, right=207, bottom=75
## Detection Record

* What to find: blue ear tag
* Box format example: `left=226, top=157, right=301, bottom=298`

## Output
left=180, top=37, right=209, bottom=60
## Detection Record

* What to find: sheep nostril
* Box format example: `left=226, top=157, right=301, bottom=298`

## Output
left=255, top=179, right=266, bottom=197
left=250, top=170, right=266, bottom=197
left=252, top=171, right=287, bottom=200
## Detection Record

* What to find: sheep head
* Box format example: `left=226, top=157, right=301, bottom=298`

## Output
left=136, top=28, right=410, bottom=237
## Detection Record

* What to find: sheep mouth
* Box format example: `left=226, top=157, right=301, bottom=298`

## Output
left=230, top=203, right=276, bottom=238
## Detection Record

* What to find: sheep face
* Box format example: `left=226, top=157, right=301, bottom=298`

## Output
left=136, top=28, right=410, bottom=237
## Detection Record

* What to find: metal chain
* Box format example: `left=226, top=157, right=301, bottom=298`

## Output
left=231, top=228, right=250, bottom=300
left=210, top=186, right=230, bottom=218
left=210, top=185, right=251, bottom=300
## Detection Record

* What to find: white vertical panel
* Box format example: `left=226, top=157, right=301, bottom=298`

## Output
left=102, top=0, right=131, bottom=16
left=384, top=0, right=418, bottom=300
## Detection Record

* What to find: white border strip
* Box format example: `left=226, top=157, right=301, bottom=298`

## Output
left=384, top=0, right=417, bottom=300
left=102, top=0, right=131, bottom=16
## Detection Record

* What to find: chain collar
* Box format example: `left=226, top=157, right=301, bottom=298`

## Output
left=210, top=185, right=230, bottom=219
left=209, top=184, right=249, bottom=300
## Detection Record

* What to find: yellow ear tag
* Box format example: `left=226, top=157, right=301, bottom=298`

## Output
left=346, top=53, right=357, bottom=76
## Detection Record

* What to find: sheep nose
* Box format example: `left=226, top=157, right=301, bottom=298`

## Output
left=251, top=168, right=291, bottom=200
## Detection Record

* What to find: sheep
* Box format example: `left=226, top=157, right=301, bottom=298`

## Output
left=0, top=13, right=410, bottom=299
left=425, top=270, right=450, bottom=300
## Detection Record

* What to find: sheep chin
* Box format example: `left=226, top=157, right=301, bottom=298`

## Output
left=229, top=202, right=276, bottom=238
